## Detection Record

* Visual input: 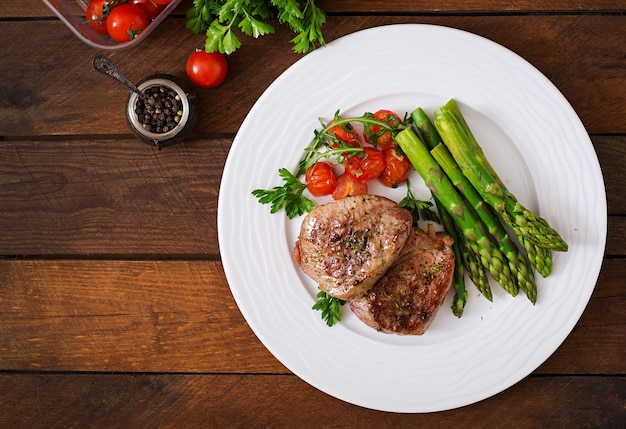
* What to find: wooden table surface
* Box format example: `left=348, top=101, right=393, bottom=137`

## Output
left=1, top=1, right=624, bottom=427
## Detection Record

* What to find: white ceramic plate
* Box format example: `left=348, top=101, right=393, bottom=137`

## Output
left=217, top=24, right=606, bottom=413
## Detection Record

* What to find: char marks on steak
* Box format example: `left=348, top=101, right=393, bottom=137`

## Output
left=350, top=224, right=455, bottom=335
left=294, top=195, right=413, bottom=300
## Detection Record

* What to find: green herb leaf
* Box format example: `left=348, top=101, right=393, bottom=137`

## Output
left=186, top=0, right=213, bottom=34
left=297, top=144, right=364, bottom=177
left=290, top=0, right=326, bottom=53
left=252, top=168, right=314, bottom=219
left=221, top=28, right=242, bottom=54
left=273, top=0, right=304, bottom=32
left=399, top=180, right=441, bottom=225
left=420, top=202, right=441, bottom=223
left=216, top=0, right=240, bottom=22
left=239, top=13, right=275, bottom=38
left=186, top=0, right=327, bottom=55
left=204, top=20, right=229, bottom=52
left=312, top=291, right=346, bottom=326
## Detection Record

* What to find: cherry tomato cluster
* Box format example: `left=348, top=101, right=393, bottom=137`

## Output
left=87, top=0, right=228, bottom=89
left=305, top=110, right=411, bottom=200
left=86, top=0, right=172, bottom=43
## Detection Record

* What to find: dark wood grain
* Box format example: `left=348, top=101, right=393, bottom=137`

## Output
left=317, top=0, right=626, bottom=12
left=597, top=136, right=626, bottom=215
left=0, top=138, right=228, bottom=256
left=0, top=373, right=623, bottom=428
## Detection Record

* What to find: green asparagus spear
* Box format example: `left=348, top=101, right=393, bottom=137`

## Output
left=412, top=107, right=441, bottom=149
left=457, top=232, right=493, bottom=301
left=431, top=142, right=537, bottom=303
left=519, top=235, right=553, bottom=278
left=434, top=99, right=568, bottom=253
left=435, top=197, right=468, bottom=316
left=395, top=128, right=517, bottom=299
left=413, top=107, right=487, bottom=305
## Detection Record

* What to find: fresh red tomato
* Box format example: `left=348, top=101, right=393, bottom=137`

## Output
left=151, top=0, right=172, bottom=4
left=106, top=4, right=149, bottom=42
left=186, top=51, right=228, bottom=88
left=86, top=0, right=111, bottom=35
left=305, top=162, right=337, bottom=197
left=332, top=172, right=368, bottom=200
left=365, top=109, right=402, bottom=149
left=131, top=0, right=165, bottom=20
left=379, top=147, right=410, bottom=188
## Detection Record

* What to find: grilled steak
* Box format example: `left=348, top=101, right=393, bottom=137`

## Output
left=294, top=195, right=413, bottom=300
left=350, top=224, right=455, bottom=335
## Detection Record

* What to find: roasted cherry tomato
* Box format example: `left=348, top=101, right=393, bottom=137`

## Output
left=305, top=162, right=337, bottom=197
left=342, top=147, right=385, bottom=182
left=358, top=147, right=385, bottom=182
left=131, top=0, right=165, bottom=19
left=186, top=50, right=228, bottom=88
left=86, top=0, right=111, bottom=35
left=379, top=147, right=411, bottom=188
left=342, top=155, right=363, bottom=179
left=365, top=109, right=402, bottom=149
left=332, top=172, right=368, bottom=200
left=326, top=120, right=361, bottom=148
left=106, top=3, right=149, bottom=42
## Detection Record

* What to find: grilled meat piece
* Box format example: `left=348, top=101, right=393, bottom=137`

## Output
left=350, top=224, right=455, bottom=335
left=294, top=195, right=413, bottom=300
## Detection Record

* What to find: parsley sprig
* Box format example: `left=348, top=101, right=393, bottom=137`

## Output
left=399, top=179, right=440, bottom=226
left=186, top=0, right=326, bottom=54
left=251, top=168, right=314, bottom=219
left=312, top=291, right=345, bottom=326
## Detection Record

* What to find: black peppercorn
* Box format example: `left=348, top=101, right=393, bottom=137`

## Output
left=135, top=85, right=183, bottom=134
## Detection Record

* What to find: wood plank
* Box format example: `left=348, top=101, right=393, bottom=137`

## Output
left=6, top=0, right=626, bottom=19
left=2, top=15, right=626, bottom=136
left=0, top=260, right=286, bottom=373
left=0, top=136, right=622, bottom=256
left=0, top=259, right=622, bottom=374
left=0, top=373, right=623, bottom=427
left=0, top=138, right=227, bottom=256
left=317, top=0, right=626, bottom=12
left=0, top=0, right=53, bottom=17
left=606, top=217, right=626, bottom=256
left=597, top=136, right=626, bottom=215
